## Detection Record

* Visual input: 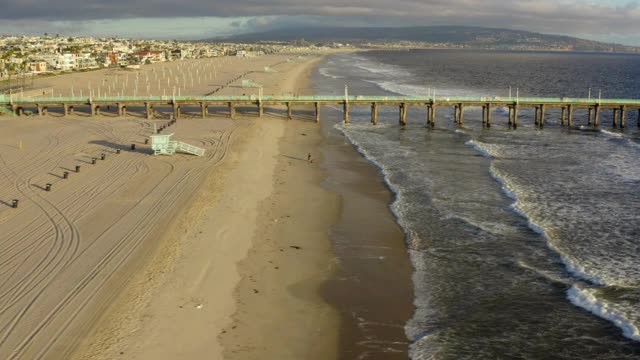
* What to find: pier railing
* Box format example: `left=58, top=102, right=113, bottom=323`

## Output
left=2, top=95, right=640, bottom=104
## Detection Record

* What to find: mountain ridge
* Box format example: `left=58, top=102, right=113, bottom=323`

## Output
left=209, top=26, right=639, bottom=53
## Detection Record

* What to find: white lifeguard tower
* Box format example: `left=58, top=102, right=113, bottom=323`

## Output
left=150, top=133, right=205, bottom=156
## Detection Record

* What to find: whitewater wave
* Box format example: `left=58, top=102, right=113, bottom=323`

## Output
left=466, top=139, right=607, bottom=286
left=465, top=140, right=503, bottom=158
left=568, top=285, right=640, bottom=342
left=351, top=57, right=412, bottom=78
left=318, top=67, right=344, bottom=79
left=600, top=129, right=624, bottom=138
left=464, top=138, right=640, bottom=344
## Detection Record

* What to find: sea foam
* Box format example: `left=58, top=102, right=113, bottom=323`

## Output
left=568, top=285, right=640, bottom=341
left=464, top=139, right=608, bottom=287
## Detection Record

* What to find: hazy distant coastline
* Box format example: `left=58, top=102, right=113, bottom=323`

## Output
left=216, top=26, right=640, bottom=54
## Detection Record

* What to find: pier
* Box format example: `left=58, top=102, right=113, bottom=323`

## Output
left=2, top=95, right=640, bottom=128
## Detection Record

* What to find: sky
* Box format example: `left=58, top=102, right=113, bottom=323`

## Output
left=0, top=0, right=639, bottom=45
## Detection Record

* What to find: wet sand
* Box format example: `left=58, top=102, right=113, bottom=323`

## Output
left=320, top=119, right=415, bottom=359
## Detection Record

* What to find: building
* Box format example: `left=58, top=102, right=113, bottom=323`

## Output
left=170, top=49, right=185, bottom=60
left=28, top=60, right=48, bottom=73
left=131, top=50, right=166, bottom=64
left=77, top=53, right=98, bottom=69
left=60, top=53, right=77, bottom=71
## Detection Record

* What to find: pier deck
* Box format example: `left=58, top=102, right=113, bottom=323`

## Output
left=2, top=95, right=640, bottom=128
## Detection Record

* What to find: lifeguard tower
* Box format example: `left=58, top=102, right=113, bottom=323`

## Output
left=150, top=133, right=205, bottom=156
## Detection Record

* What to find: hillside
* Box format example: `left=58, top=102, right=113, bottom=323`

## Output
left=213, top=26, right=639, bottom=53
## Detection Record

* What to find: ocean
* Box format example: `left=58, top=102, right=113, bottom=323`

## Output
left=313, top=49, right=640, bottom=359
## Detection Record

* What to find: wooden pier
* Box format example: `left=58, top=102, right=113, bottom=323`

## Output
left=2, top=95, right=640, bottom=128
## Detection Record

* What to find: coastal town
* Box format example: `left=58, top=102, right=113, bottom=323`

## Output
left=0, top=35, right=341, bottom=86
left=3, top=28, right=640, bottom=90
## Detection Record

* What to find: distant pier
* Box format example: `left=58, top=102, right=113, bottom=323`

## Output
left=2, top=95, right=640, bottom=128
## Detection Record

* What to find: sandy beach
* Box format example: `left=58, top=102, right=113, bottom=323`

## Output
left=0, top=50, right=414, bottom=359
left=73, top=54, right=344, bottom=360
left=0, top=53, right=340, bottom=359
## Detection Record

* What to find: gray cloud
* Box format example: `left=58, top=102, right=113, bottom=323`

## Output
left=1, top=0, right=639, bottom=43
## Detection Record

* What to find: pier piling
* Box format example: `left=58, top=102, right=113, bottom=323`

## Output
left=540, top=104, right=546, bottom=128
left=399, top=103, right=407, bottom=126
left=146, top=103, right=153, bottom=119
left=620, top=106, right=626, bottom=128
left=426, top=106, right=432, bottom=126
left=486, top=104, right=491, bottom=127
left=431, top=106, right=437, bottom=127
left=453, top=105, right=459, bottom=124
left=314, top=102, right=320, bottom=123
left=343, top=101, right=350, bottom=124
left=567, top=105, right=573, bottom=127
left=172, top=103, right=180, bottom=119
left=613, top=108, right=618, bottom=128
left=594, top=105, right=600, bottom=127
left=482, top=105, right=487, bottom=125
left=230, top=102, right=236, bottom=119
left=371, top=103, right=378, bottom=125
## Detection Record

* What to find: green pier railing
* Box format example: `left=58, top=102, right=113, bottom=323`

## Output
left=2, top=95, right=640, bottom=105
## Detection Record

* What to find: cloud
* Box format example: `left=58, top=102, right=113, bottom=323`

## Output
left=0, top=0, right=639, bottom=44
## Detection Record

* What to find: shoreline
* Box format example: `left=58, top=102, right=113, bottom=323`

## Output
left=318, top=100, right=415, bottom=358
left=69, top=51, right=415, bottom=359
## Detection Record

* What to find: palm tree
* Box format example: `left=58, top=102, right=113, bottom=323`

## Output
left=7, top=63, right=16, bottom=95
left=19, top=60, right=27, bottom=89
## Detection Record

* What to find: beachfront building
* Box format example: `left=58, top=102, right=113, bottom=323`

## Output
left=131, top=50, right=166, bottom=64
left=77, top=53, right=99, bottom=69
left=170, top=49, right=186, bottom=60
left=39, top=53, right=77, bottom=71
left=27, top=60, right=48, bottom=73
